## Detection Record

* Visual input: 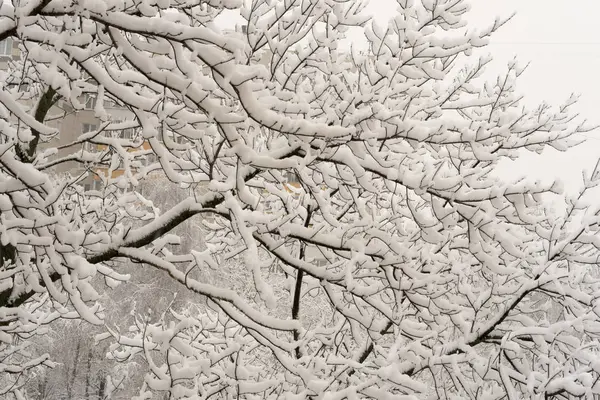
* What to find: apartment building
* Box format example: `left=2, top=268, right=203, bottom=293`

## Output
left=0, top=34, right=301, bottom=192
left=0, top=37, right=19, bottom=69
left=1, top=35, right=330, bottom=265
left=0, top=38, right=154, bottom=191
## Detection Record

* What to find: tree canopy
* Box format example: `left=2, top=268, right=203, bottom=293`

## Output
left=1, top=0, right=600, bottom=398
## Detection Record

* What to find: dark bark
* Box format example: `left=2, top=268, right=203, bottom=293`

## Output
left=98, top=375, right=106, bottom=400
left=0, top=84, right=59, bottom=317
left=347, top=320, right=393, bottom=377
left=85, top=348, right=92, bottom=399
left=0, top=150, right=303, bottom=312
left=292, top=205, right=312, bottom=359
left=66, top=339, right=81, bottom=399
left=15, top=86, right=59, bottom=163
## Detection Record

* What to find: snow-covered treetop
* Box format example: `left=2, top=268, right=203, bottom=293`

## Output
left=1, top=0, right=599, bottom=398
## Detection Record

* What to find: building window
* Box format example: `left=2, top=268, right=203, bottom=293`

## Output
left=82, top=123, right=97, bottom=134
left=284, top=171, right=298, bottom=183
left=0, top=39, right=12, bottom=56
left=162, top=131, right=184, bottom=144
left=111, top=120, right=135, bottom=140
left=144, top=153, right=157, bottom=166
left=82, top=124, right=98, bottom=152
left=122, top=127, right=134, bottom=140
left=84, top=94, right=96, bottom=110
left=83, top=179, right=102, bottom=192
left=83, top=142, right=96, bottom=152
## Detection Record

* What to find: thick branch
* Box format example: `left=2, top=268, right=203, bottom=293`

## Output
left=15, top=86, right=59, bottom=163
left=292, top=205, right=312, bottom=358
left=0, top=149, right=300, bottom=310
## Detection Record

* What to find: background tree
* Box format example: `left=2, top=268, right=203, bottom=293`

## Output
left=1, top=0, right=600, bottom=398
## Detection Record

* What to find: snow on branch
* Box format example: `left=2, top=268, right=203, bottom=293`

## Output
left=0, top=0, right=599, bottom=398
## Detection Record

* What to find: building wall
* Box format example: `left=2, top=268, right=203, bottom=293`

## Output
left=0, top=39, right=146, bottom=189
left=45, top=103, right=136, bottom=176
left=0, top=38, right=20, bottom=70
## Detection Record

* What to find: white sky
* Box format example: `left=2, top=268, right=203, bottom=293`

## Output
left=366, top=0, right=600, bottom=193
left=219, top=1, right=600, bottom=194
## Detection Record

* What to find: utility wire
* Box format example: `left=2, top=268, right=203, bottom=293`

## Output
left=574, top=134, right=600, bottom=141
left=489, top=42, right=600, bottom=46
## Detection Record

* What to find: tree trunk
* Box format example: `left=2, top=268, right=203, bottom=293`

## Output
left=85, top=348, right=93, bottom=399
left=66, top=339, right=81, bottom=399
left=38, top=374, right=48, bottom=399
left=98, top=375, right=106, bottom=400
left=292, top=206, right=312, bottom=359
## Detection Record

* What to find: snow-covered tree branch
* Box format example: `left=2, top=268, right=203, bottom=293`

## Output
left=1, top=0, right=599, bottom=398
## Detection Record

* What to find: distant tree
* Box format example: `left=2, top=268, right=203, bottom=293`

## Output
left=21, top=321, right=130, bottom=400
left=1, top=0, right=599, bottom=398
